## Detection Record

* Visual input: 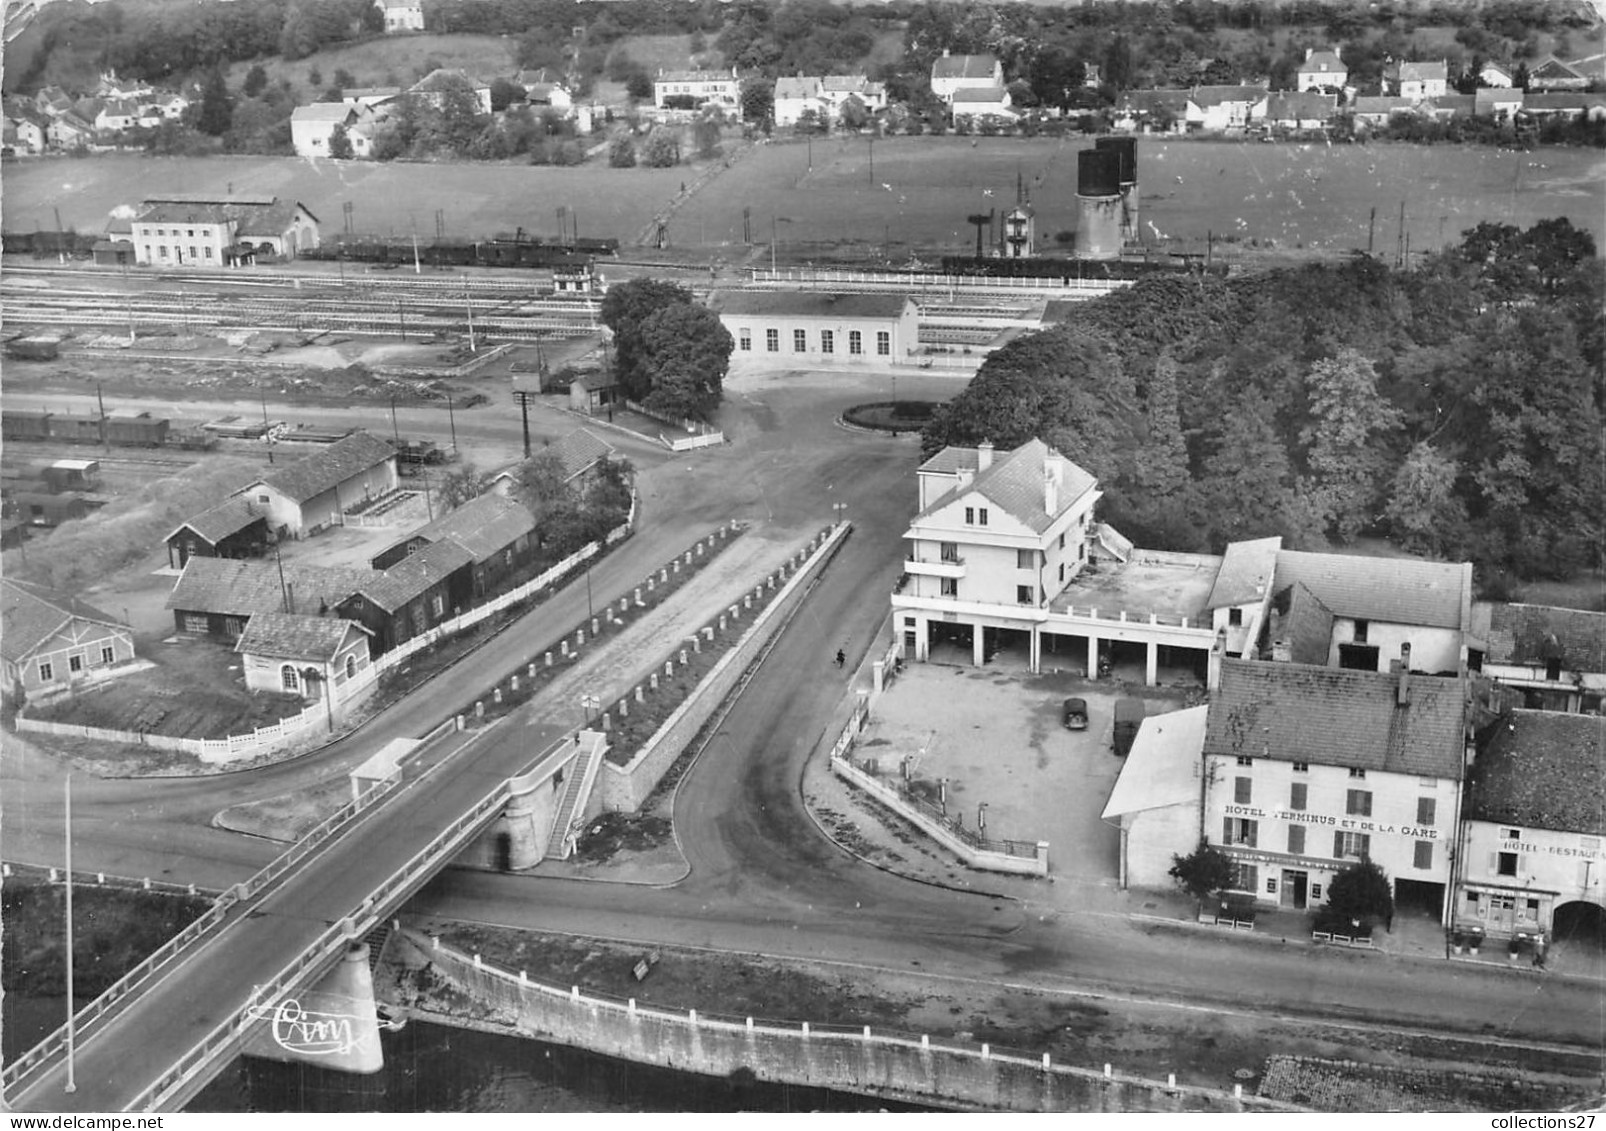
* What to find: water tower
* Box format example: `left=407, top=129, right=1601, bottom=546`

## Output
left=1095, top=136, right=1139, bottom=243
left=1075, top=149, right=1123, bottom=261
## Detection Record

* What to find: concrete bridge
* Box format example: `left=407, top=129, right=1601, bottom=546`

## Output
left=2, top=717, right=594, bottom=1113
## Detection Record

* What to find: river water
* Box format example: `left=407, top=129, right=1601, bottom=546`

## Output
left=182, top=1018, right=930, bottom=1113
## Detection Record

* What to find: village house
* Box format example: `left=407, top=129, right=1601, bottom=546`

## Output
left=1527, top=56, right=1589, bottom=92
left=1456, top=711, right=1604, bottom=948
left=1263, top=90, right=1337, bottom=130
left=1113, top=89, right=1191, bottom=133
left=772, top=74, right=885, bottom=127
left=546, top=428, right=617, bottom=492
left=371, top=492, right=537, bottom=599
left=1384, top=59, right=1448, bottom=101
left=653, top=68, right=741, bottom=119
left=164, top=496, right=272, bottom=571
left=291, top=103, right=376, bottom=158
left=1186, top=85, right=1269, bottom=130
left=1469, top=603, right=1606, bottom=714
left=46, top=112, right=94, bottom=150
left=374, top=0, right=423, bottom=33
left=517, top=68, right=573, bottom=111
left=715, top=291, right=919, bottom=366
left=1265, top=549, right=1473, bottom=675
left=950, top=86, right=1015, bottom=125
left=1474, top=87, right=1526, bottom=121
left=1520, top=92, right=1606, bottom=122
left=929, top=50, right=1004, bottom=103
left=567, top=372, right=620, bottom=416
left=3, top=103, right=48, bottom=153
left=34, top=86, right=74, bottom=118
left=342, top=87, right=402, bottom=107
left=234, top=611, right=375, bottom=719
left=1296, top=48, right=1348, bottom=92
left=1198, top=657, right=1468, bottom=921
left=1, top=577, right=140, bottom=704
left=409, top=68, right=493, bottom=114
left=166, top=557, right=374, bottom=640
left=234, top=431, right=398, bottom=539
left=130, top=194, right=321, bottom=267
left=1480, top=62, right=1515, bottom=88
left=339, top=539, right=474, bottom=653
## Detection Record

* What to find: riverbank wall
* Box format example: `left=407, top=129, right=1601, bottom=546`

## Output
left=379, top=928, right=1303, bottom=1114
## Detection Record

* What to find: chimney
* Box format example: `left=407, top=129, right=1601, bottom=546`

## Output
left=1397, top=642, right=1412, bottom=705
left=1043, top=461, right=1058, bottom=516
left=1269, top=609, right=1291, bottom=662
left=1306, top=47, right=1315, bottom=61
left=976, top=439, right=994, bottom=471
left=943, top=48, right=951, bottom=57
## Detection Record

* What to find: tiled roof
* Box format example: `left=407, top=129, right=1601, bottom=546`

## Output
left=165, top=496, right=266, bottom=546
left=1423, top=94, right=1475, bottom=115
left=1265, top=91, right=1337, bottom=119
left=1353, top=95, right=1415, bottom=114
left=1, top=578, right=123, bottom=663
left=410, top=68, right=486, bottom=94
left=1522, top=92, right=1606, bottom=111
left=352, top=539, right=473, bottom=612
left=234, top=611, right=366, bottom=663
left=1206, top=536, right=1282, bottom=609
left=917, top=439, right=1098, bottom=535
left=167, top=557, right=375, bottom=617
left=256, top=431, right=395, bottom=504
left=1475, top=88, right=1524, bottom=111
left=1300, top=51, right=1345, bottom=74
left=1204, top=659, right=1467, bottom=779
left=821, top=75, right=880, bottom=95
left=1468, top=711, right=1604, bottom=834
left=931, top=54, right=999, bottom=81
left=292, top=103, right=356, bottom=123
left=1273, top=581, right=1336, bottom=666
left=1272, top=549, right=1469, bottom=633
left=775, top=76, right=820, bottom=99
left=1388, top=59, right=1447, bottom=82
left=1476, top=603, right=1606, bottom=672
left=546, top=428, right=616, bottom=484
left=1530, top=56, right=1585, bottom=80
left=1119, top=89, right=1193, bottom=115
left=918, top=448, right=982, bottom=475
left=400, top=493, right=535, bottom=562
left=658, top=69, right=735, bottom=83
left=952, top=86, right=1010, bottom=104
left=135, top=196, right=317, bottom=236
left=712, top=290, right=914, bottom=320
left=1190, top=84, right=1268, bottom=106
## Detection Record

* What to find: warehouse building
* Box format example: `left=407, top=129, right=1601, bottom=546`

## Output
left=714, top=291, right=918, bottom=366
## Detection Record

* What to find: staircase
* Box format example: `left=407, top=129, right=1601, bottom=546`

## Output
left=544, top=740, right=598, bottom=860
left=362, top=922, right=392, bottom=973
left=1094, top=522, right=1133, bottom=564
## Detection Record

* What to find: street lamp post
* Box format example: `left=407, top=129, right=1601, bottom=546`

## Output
left=771, top=216, right=795, bottom=274
left=578, top=693, right=601, bottom=733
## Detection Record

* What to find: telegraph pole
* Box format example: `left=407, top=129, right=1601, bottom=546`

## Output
left=513, top=389, right=535, bottom=459
left=464, top=276, right=476, bottom=352
left=64, top=774, right=77, bottom=1095
left=261, top=389, right=274, bottom=463
left=95, top=383, right=108, bottom=452
left=447, top=393, right=458, bottom=452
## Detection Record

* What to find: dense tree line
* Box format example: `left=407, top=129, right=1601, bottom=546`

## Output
left=921, top=219, right=1604, bottom=591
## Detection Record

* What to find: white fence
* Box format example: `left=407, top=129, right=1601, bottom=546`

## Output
left=621, top=399, right=725, bottom=450
left=13, top=495, right=636, bottom=765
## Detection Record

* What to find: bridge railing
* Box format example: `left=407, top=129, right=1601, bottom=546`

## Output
left=0, top=772, right=404, bottom=1100
left=127, top=752, right=533, bottom=1112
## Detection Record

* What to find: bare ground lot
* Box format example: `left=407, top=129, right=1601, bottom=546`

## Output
left=403, top=925, right=1604, bottom=1111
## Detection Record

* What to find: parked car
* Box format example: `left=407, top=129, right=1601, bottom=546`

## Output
left=1062, top=697, right=1089, bottom=730
left=1113, top=698, right=1145, bottom=756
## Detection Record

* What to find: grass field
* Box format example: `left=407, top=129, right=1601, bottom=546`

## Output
left=668, top=135, right=1606, bottom=259
left=2, top=152, right=696, bottom=247
left=6, top=136, right=1602, bottom=259
left=223, top=33, right=521, bottom=93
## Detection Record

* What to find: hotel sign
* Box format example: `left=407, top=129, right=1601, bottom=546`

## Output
left=1223, top=803, right=1441, bottom=840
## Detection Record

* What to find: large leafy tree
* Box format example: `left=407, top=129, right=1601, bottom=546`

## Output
left=635, top=304, right=734, bottom=422
left=1169, top=843, right=1235, bottom=903
left=1383, top=441, right=1466, bottom=558
left=1325, top=859, right=1394, bottom=926
left=1298, top=349, right=1403, bottom=542
left=195, top=66, right=234, bottom=136
left=600, top=278, right=696, bottom=400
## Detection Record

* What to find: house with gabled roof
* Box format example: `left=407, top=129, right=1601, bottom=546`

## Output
left=950, top=85, right=1015, bottom=124
left=2, top=577, right=140, bottom=703
left=1480, top=62, right=1515, bottom=88
left=1113, top=89, right=1191, bottom=133
left=235, top=431, right=398, bottom=539
left=1527, top=56, right=1588, bottom=91
left=409, top=68, right=492, bottom=114
left=1296, top=48, right=1347, bottom=92
left=653, top=67, right=741, bottom=119
left=1457, top=710, right=1604, bottom=945
left=930, top=50, right=1003, bottom=102
left=1186, top=84, right=1268, bottom=130
left=47, top=112, right=95, bottom=150
left=164, top=495, right=271, bottom=570
left=1475, top=86, right=1526, bottom=121
left=546, top=428, right=617, bottom=490
left=338, top=539, right=474, bottom=652
left=291, top=102, right=378, bottom=158
left=1384, top=59, right=1448, bottom=101
left=371, top=492, right=537, bottom=596
left=517, top=68, right=572, bottom=111
left=773, top=74, right=885, bottom=127
left=1264, top=90, right=1337, bottom=130
left=130, top=194, right=320, bottom=267
left=1268, top=549, right=1473, bottom=675
left=714, top=291, right=919, bottom=364
left=234, top=611, right=374, bottom=714
left=2, top=102, right=47, bottom=154
left=166, top=556, right=376, bottom=640
left=1198, top=657, right=1468, bottom=919
left=1100, top=705, right=1211, bottom=889
left=1469, top=603, right=1606, bottom=714
left=1352, top=94, right=1418, bottom=126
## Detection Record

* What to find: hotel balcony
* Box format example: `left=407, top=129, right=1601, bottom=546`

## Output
left=905, top=555, right=966, bottom=579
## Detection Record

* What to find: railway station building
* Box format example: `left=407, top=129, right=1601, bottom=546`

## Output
left=235, top=431, right=398, bottom=540
left=129, top=195, right=321, bottom=267
left=714, top=291, right=918, bottom=366
left=2, top=577, right=140, bottom=704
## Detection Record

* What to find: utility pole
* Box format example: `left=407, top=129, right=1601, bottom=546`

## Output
left=95, top=383, right=108, bottom=452
left=1396, top=199, right=1406, bottom=269
left=513, top=389, right=535, bottom=459
left=447, top=393, right=458, bottom=452
left=464, top=277, right=476, bottom=352
left=1367, top=205, right=1377, bottom=257
left=63, top=774, right=77, bottom=1095
left=261, top=389, right=274, bottom=463
left=390, top=394, right=402, bottom=450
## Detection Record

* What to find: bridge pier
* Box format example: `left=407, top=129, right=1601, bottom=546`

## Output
left=243, top=941, right=383, bottom=1075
